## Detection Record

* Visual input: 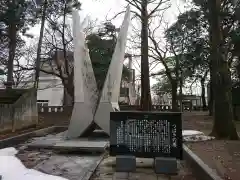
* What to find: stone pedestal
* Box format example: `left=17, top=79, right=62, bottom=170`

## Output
left=116, top=155, right=136, bottom=172
left=154, top=157, right=178, bottom=175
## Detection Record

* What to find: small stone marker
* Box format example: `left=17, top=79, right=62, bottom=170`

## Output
left=116, top=155, right=136, bottom=172
left=154, top=157, right=178, bottom=175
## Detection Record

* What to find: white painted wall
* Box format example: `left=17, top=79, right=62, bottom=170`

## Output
left=37, top=77, right=64, bottom=106
left=8, top=73, right=65, bottom=106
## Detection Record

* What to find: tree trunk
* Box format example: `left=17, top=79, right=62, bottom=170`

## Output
left=208, top=83, right=214, bottom=116
left=63, top=88, right=73, bottom=106
left=34, top=0, right=48, bottom=89
left=171, top=80, right=178, bottom=111
left=62, top=3, right=70, bottom=77
left=209, top=0, right=238, bottom=139
left=208, top=13, right=214, bottom=116
left=62, top=76, right=74, bottom=106
left=201, top=78, right=207, bottom=110
left=179, top=74, right=183, bottom=112
left=140, top=0, right=151, bottom=111
left=6, top=22, right=17, bottom=89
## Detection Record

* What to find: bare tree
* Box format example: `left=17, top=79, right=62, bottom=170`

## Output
left=34, top=0, right=48, bottom=89
left=0, top=42, right=34, bottom=88
left=121, top=0, right=171, bottom=110
left=148, top=12, right=192, bottom=111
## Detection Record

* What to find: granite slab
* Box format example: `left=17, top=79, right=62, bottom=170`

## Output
left=27, top=132, right=108, bottom=153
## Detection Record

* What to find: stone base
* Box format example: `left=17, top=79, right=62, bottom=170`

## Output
left=154, top=157, right=178, bottom=175
left=28, top=132, right=108, bottom=153
left=116, top=155, right=136, bottom=172
left=113, top=172, right=129, bottom=180
left=95, top=102, right=119, bottom=135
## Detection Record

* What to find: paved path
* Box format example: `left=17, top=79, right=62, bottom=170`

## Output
left=91, top=156, right=196, bottom=180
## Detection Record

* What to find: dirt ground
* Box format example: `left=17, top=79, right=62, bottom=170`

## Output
left=183, top=112, right=240, bottom=180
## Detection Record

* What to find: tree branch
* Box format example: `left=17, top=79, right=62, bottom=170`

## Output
left=148, top=0, right=170, bottom=18
left=125, top=0, right=142, bottom=11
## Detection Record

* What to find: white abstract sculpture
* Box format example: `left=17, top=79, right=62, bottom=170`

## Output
left=66, top=11, right=98, bottom=139
left=94, top=6, right=131, bottom=135
left=66, top=6, right=131, bottom=138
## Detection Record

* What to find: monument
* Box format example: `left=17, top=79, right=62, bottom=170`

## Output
left=65, top=11, right=99, bottom=139
left=66, top=6, right=131, bottom=138
left=94, top=6, right=131, bottom=135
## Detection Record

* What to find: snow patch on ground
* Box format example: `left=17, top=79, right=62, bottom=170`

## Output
left=0, top=147, right=68, bottom=180
left=182, top=130, right=215, bottom=142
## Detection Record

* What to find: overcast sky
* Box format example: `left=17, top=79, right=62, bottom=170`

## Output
left=79, top=0, right=184, bottom=23
left=77, top=0, right=186, bottom=85
left=28, top=0, right=202, bottom=95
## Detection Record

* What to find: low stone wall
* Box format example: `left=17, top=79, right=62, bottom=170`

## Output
left=120, top=105, right=202, bottom=111
left=38, top=106, right=72, bottom=126
left=37, top=105, right=202, bottom=127
left=0, top=89, right=38, bottom=132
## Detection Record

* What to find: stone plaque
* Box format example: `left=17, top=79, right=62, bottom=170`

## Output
left=110, top=111, right=183, bottom=160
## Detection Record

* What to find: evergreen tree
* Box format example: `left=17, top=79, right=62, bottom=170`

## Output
left=0, top=0, right=36, bottom=88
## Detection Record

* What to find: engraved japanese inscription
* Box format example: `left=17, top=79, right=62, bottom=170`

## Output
left=110, top=112, right=182, bottom=159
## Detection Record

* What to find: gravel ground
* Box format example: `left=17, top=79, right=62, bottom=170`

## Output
left=17, top=148, right=54, bottom=168
left=13, top=141, right=196, bottom=180
left=15, top=139, right=55, bottom=168
left=8, top=136, right=103, bottom=180
left=90, top=156, right=196, bottom=180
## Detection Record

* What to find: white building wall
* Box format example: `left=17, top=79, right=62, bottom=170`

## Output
left=37, top=76, right=63, bottom=106
left=12, top=73, right=64, bottom=106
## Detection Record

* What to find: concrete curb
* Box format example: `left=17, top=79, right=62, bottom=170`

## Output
left=183, top=144, right=223, bottom=180
left=0, top=126, right=67, bottom=148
